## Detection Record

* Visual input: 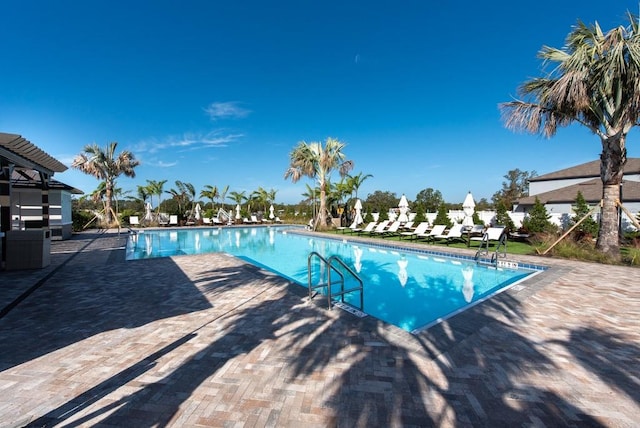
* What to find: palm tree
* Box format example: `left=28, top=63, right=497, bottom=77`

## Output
left=500, top=12, right=640, bottom=259
left=166, top=180, right=195, bottom=219
left=347, top=172, right=373, bottom=200
left=229, top=190, right=248, bottom=219
left=201, top=185, right=219, bottom=210
left=146, top=179, right=167, bottom=216
left=72, top=142, right=139, bottom=224
left=284, top=137, right=354, bottom=230
left=219, top=184, right=230, bottom=211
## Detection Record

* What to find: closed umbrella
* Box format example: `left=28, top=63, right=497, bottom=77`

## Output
left=269, top=204, right=275, bottom=219
left=144, top=202, right=153, bottom=222
left=194, top=203, right=202, bottom=220
left=235, top=204, right=241, bottom=220
left=353, top=199, right=364, bottom=226
left=398, top=194, right=409, bottom=223
left=462, top=192, right=476, bottom=227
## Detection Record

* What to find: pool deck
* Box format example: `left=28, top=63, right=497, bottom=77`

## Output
left=0, top=228, right=638, bottom=427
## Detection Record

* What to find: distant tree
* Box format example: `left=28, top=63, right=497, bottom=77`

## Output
left=475, top=198, right=492, bottom=211
left=71, top=142, right=139, bottom=224
left=433, top=204, right=453, bottom=228
left=364, top=190, right=398, bottom=214
left=494, top=201, right=515, bottom=232
left=414, top=188, right=443, bottom=213
left=571, top=191, right=599, bottom=240
left=472, top=211, right=483, bottom=226
left=500, top=11, right=640, bottom=259
left=284, top=137, right=353, bottom=230
left=491, top=169, right=537, bottom=209
left=522, top=197, right=553, bottom=233
left=146, top=179, right=167, bottom=216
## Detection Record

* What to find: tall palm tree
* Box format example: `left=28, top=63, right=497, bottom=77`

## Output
left=146, top=179, right=167, bottom=216
left=500, top=12, right=640, bottom=259
left=72, top=142, right=139, bottom=224
left=201, top=185, right=219, bottom=210
left=284, top=137, right=354, bottom=230
left=347, top=172, right=373, bottom=200
left=219, top=184, right=230, bottom=211
left=229, top=190, right=247, bottom=218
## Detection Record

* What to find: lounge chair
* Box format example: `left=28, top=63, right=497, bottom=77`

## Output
left=355, top=221, right=377, bottom=235
left=364, top=220, right=390, bottom=235
left=274, top=216, right=283, bottom=223
left=169, top=215, right=179, bottom=226
left=415, top=224, right=446, bottom=242
left=129, top=216, right=140, bottom=227
left=243, top=217, right=253, bottom=224
left=400, top=222, right=430, bottom=240
left=401, top=221, right=414, bottom=231
left=432, top=223, right=465, bottom=245
left=337, top=219, right=360, bottom=233
left=373, top=220, right=401, bottom=237
left=468, top=224, right=485, bottom=237
left=251, top=215, right=260, bottom=223
left=158, top=214, right=170, bottom=226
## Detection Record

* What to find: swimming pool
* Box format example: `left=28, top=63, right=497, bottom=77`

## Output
left=126, top=226, right=542, bottom=332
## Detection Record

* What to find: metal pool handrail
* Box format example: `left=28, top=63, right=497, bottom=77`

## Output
left=307, top=251, right=364, bottom=311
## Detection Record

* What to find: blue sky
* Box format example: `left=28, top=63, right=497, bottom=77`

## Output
left=2, top=1, right=640, bottom=205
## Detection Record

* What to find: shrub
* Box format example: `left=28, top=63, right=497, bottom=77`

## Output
left=413, top=205, right=426, bottom=224
left=72, top=209, right=94, bottom=231
left=494, top=201, right=515, bottom=232
left=571, top=191, right=599, bottom=240
left=434, top=204, right=452, bottom=228
left=522, top=197, right=555, bottom=234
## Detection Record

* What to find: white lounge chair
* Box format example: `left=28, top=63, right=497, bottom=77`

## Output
left=129, top=216, right=140, bottom=227
left=400, top=222, right=430, bottom=240
left=251, top=215, right=260, bottom=223
left=355, top=221, right=377, bottom=234
left=415, top=224, right=446, bottom=242
left=373, top=220, right=401, bottom=237
left=365, top=220, right=390, bottom=235
left=432, top=223, right=465, bottom=245
left=202, top=217, right=212, bottom=225
left=274, top=216, right=283, bottom=223
left=169, top=215, right=179, bottom=226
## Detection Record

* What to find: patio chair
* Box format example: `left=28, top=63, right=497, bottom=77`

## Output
left=129, top=216, right=140, bottom=227
left=355, top=221, right=377, bottom=235
left=169, top=215, right=179, bottom=226
left=471, top=227, right=507, bottom=259
left=432, top=223, right=465, bottom=245
left=415, top=224, right=446, bottom=242
left=373, top=220, right=401, bottom=237
left=400, top=222, right=430, bottom=240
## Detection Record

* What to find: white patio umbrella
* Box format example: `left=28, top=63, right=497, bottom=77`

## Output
left=269, top=204, right=275, bottom=219
left=235, top=204, right=241, bottom=220
left=353, top=199, right=364, bottom=226
left=462, top=192, right=476, bottom=227
left=144, top=202, right=153, bottom=222
left=194, top=203, right=202, bottom=220
left=398, top=194, right=409, bottom=223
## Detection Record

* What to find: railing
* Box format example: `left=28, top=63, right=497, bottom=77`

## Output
left=475, top=232, right=507, bottom=266
left=307, top=251, right=364, bottom=311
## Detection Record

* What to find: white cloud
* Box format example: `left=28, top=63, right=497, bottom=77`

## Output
left=135, top=131, right=244, bottom=154
left=204, top=101, right=251, bottom=121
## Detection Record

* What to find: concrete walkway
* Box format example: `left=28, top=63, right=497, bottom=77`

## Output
left=0, top=229, right=638, bottom=427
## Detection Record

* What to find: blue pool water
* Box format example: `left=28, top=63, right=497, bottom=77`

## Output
left=126, top=226, right=540, bottom=332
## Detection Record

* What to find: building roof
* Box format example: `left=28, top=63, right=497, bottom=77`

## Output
left=517, top=178, right=640, bottom=206
left=0, top=132, right=67, bottom=174
left=11, top=169, right=83, bottom=194
left=530, top=158, right=640, bottom=182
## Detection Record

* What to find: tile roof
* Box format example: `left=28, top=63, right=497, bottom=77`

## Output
left=0, top=133, right=67, bottom=174
left=517, top=178, right=640, bottom=205
left=530, top=158, right=640, bottom=181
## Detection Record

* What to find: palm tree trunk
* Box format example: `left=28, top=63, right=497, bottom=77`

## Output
left=105, top=183, right=113, bottom=224
left=318, top=187, right=327, bottom=230
left=596, top=135, right=626, bottom=259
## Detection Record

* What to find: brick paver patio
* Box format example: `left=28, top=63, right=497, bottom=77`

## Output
left=0, top=229, right=638, bottom=427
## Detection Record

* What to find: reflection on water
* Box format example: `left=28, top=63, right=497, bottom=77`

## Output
left=461, top=265, right=474, bottom=302
left=397, top=256, right=408, bottom=287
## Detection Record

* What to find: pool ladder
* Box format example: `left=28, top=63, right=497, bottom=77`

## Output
left=307, top=251, right=364, bottom=311
left=474, top=234, right=507, bottom=266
